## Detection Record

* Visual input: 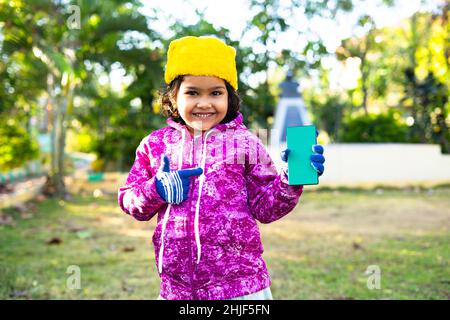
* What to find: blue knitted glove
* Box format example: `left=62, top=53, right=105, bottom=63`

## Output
left=280, top=130, right=326, bottom=176
left=310, top=144, right=325, bottom=176
left=155, top=155, right=203, bottom=204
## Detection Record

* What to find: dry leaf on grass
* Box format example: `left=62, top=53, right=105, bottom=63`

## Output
left=46, top=237, right=62, bottom=245
left=122, top=246, right=135, bottom=252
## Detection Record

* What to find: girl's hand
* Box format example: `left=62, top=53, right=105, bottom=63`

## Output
left=155, top=155, right=203, bottom=204
left=280, top=130, right=326, bottom=176
left=280, top=149, right=290, bottom=162
left=310, top=144, right=325, bottom=176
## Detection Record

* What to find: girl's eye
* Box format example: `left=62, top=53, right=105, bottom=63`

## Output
left=185, top=90, right=223, bottom=96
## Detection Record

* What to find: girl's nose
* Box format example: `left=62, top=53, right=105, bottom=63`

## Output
left=196, top=100, right=213, bottom=108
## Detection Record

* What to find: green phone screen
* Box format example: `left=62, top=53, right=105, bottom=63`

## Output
left=287, top=125, right=318, bottom=185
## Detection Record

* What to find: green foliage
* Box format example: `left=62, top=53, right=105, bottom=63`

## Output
left=89, top=107, right=158, bottom=172
left=405, top=8, right=450, bottom=141
left=0, top=121, right=39, bottom=171
left=90, top=159, right=105, bottom=172
left=72, top=1, right=166, bottom=169
left=310, top=95, right=350, bottom=142
left=341, top=111, right=410, bottom=143
left=403, top=68, right=450, bottom=153
left=2, top=0, right=448, bottom=171
left=0, top=0, right=164, bottom=175
left=331, top=7, right=449, bottom=150
left=67, top=130, right=94, bottom=154
left=240, top=0, right=357, bottom=129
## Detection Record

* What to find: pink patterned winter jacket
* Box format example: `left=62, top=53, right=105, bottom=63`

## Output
left=118, top=112, right=303, bottom=300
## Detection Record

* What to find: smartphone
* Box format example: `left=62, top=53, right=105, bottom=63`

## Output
left=286, top=125, right=318, bottom=185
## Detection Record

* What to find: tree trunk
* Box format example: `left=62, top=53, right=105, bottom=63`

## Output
left=55, top=95, right=68, bottom=199
left=47, top=73, right=58, bottom=195
left=438, top=2, right=450, bottom=153
left=409, top=13, right=421, bottom=141
left=360, top=57, right=369, bottom=115
left=437, top=113, right=450, bottom=153
left=44, top=74, right=69, bottom=199
left=360, top=36, right=370, bottom=115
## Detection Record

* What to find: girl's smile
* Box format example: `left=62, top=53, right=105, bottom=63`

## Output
left=192, top=112, right=217, bottom=119
left=176, top=75, right=228, bottom=134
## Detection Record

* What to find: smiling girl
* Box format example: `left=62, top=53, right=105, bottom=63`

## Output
left=118, top=36, right=325, bottom=300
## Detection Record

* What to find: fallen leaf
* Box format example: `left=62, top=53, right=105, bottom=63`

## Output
left=35, top=194, right=47, bottom=202
left=46, top=237, right=62, bottom=245
left=0, top=214, right=15, bottom=226
left=63, top=220, right=85, bottom=233
left=13, top=203, right=28, bottom=213
left=20, top=213, right=33, bottom=219
left=122, top=246, right=135, bottom=252
left=121, top=280, right=134, bottom=294
left=0, top=183, right=14, bottom=194
left=10, top=290, right=30, bottom=299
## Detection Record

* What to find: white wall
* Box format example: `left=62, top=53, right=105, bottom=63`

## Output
left=269, top=143, right=450, bottom=186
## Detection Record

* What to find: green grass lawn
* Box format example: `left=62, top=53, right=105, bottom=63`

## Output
left=0, top=184, right=449, bottom=299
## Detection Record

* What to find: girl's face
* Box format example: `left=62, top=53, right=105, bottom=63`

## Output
left=176, top=75, right=228, bottom=134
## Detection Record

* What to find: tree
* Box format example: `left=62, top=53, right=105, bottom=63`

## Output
left=0, top=0, right=161, bottom=197
left=0, top=121, right=39, bottom=171
left=243, top=0, right=355, bottom=128
left=336, top=15, right=377, bottom=115
left=402, top=7, right=450, bottom=152
left=328, top=3, right=448, bottom=148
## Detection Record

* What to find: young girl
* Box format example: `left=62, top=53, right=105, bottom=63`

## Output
left=118, top=36, right=325, bottom=300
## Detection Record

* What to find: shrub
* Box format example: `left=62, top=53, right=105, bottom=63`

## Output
left=0, top=120, right=39, bottom=171
left=341, top=111, right=409, bottom=143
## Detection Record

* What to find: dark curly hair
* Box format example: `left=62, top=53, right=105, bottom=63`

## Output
left=158, top=75, right=241, bottom=124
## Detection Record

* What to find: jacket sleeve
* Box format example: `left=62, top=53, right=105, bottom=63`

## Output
left=118, top=137, right=166, bottom=221
left=245, top=138, right=303, bottom=224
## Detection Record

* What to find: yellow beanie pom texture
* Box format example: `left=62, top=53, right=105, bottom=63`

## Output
left=164, top=36, right=238, bottom=90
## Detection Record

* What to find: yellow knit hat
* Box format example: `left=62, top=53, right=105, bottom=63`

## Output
left=164, top=36, right=238, bottom=90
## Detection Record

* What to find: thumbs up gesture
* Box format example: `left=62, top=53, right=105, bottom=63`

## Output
left=155, top=155, right=203, bottom=204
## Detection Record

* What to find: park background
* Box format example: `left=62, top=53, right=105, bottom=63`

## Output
left=0, top=0, right=449, bottom=299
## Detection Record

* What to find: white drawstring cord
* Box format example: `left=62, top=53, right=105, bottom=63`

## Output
left=158, top=129, right=186, bottom=274
left=194, top=129, right=213, bottom=264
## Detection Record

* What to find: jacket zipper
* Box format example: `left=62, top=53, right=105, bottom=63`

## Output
left=186, top=199, right=195, bottom=299
left=188, top=133, right=198, bottom=300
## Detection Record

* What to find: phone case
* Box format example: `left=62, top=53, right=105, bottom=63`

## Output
left=287, top=125, right=319, bottom=185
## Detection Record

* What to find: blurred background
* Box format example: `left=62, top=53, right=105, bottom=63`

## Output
left=0, top=0, right=449, bottom=300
